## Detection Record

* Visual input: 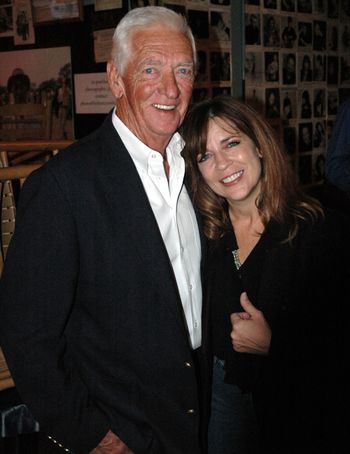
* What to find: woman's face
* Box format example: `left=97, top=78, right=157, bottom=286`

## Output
left=268, top=92, right=276, bottom=104
left=245, top=54, right=255, bottom=73
left=197, top=118, right=262, bottom=208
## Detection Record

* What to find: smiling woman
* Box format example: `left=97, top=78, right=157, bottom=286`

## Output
left=182, top=95, right=350, bottom=454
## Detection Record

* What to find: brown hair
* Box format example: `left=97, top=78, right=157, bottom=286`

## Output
left=181, top=95, right=323, bottom=241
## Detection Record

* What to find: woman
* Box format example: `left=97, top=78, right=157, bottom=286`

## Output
left=300, top=89, right=312, bottom=118
left=182, top=96, right=349, bottom=454
left=299, top=54, right=312, bottom=82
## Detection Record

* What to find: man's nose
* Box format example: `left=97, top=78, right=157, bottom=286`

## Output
left=160, top=71, right=180, bottom=98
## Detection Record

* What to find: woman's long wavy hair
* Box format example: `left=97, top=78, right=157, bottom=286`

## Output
left=181, top=95, right=323, bottom=241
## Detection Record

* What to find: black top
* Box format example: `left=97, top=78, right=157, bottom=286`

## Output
left=205, top=210, right=350, bottom=452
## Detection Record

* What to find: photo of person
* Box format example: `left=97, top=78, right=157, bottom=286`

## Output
left=264, top=0, right=277, bottom=8
left=313, top=53, right=325, bottom=81
left=263, top=14, right=280, bottom=47
left=314, top=0, right=326, bottom=14
left=299, top=122, right=313, bottom=152
left=245, top=86, right=265, bottom=113
left=327, top=55, right=339, bottom=85
left=313, top=120, right=326, bottom=148
left=313, top=152, right=326, bottom=182
left=281, top=0, right=296, bottom=12
left=298, top=154, right=312, bottom=184
left=300, top=89, right=312, bottom=118
left=281, top=16, right=297, bottom=48
left=281, top=89, right=297, bottom=120
left=327, top=90, right=338, bottom=115
left=314, top=88, right=326, bottom=118
left=298, top=21, right=312, bottom=47
left=210, top=11, right=230, bottom=42
left=299, top=53, right=313, bottom=82
left=283, top=126, right=296, bottom=154
left=340, top=23, right=350, bottom=52
left=282, top=53, right=296, bottom=85
left=245, top=51, right=263, bottom=85
left=265, top=87, right=280, bottom=118
left=328, top=24, right=338, bottom=52
left=264, top=51, right=279, bottom=82
left=16, top=10, right=29, bottom=41
left=245, top=13, right=261, bottom=45
left=0, top=5, right=13, bottom=36
left=297, top=0, right=312, bottom=13
left=340, top=0, right=350, bottom=17
left=187, top=9, right=209, bottom=39
left=340, top=55, right=350, bottom=84
left=210, top=51, right=231, bottom=81
left=327, top=0, right=339, bottom=18
left=313, top=20, right=326, bottom=51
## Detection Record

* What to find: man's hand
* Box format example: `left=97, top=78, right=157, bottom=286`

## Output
left=230, top=292, right=271, bottom=355
left=90, top=430, right=134, bottom=454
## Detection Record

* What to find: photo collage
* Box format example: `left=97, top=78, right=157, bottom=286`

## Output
left=161, top=0, right=233, bottom=103
left=244, top=0, right=350, bottom=186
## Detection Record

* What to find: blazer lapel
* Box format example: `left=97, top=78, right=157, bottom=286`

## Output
left=97, top=116, right=193, bottom=339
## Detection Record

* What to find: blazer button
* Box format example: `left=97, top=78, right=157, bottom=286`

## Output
left=187, top=408, right=195, bottom=414
left=185, top=361, right=192, bottom=368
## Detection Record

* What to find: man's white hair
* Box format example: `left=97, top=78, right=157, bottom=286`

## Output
left=110, top=6, right=197, bottom=75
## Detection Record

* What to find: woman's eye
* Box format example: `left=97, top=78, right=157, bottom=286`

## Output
left=197, top=153, right=209, bottom=163
left=227, top=140, right=240, bottom=148
left=144, top=67, right=154, bottom=75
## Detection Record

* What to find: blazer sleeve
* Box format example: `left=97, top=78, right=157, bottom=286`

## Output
left=0, top=166, right=110, bottom=453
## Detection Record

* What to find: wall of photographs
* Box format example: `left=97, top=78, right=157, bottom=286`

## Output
left=0, top=0, right=234, bottom=139
left=176, top=0, right=233, bottom=103
left=244, top=0, right=350, bottom=187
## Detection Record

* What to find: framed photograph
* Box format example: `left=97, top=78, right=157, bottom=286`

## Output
left=0, top=46, right=75, bottom=140
left=32, top=0, right=83, bottom=25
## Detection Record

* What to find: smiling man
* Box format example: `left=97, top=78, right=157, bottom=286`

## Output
left=0, top=7, right=205, bottom=454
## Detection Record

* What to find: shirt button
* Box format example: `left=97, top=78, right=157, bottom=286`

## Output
left=189, top=284, right=193, bottom=290
left=187, top=409, right=195, bottom=414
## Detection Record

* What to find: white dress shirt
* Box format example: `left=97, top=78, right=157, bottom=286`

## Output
left=112, top=111, right=202, bottom=349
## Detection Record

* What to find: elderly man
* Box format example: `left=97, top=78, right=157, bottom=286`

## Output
left=0, top=7, right=205, bottom=454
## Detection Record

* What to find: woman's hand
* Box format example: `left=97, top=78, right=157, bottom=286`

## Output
left=230, top=292, right=271, bottom=355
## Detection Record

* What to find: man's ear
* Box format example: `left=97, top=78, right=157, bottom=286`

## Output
left=107, top=60, right=124, bottom=99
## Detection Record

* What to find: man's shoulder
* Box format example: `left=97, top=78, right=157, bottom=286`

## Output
left=49, top=113, right=123, bottom=169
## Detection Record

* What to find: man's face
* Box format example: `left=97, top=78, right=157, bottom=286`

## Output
left=108, top=25, right=194, bottom=152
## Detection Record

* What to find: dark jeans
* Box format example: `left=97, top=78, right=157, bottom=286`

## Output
left=208, top=357, right=262, bottom=454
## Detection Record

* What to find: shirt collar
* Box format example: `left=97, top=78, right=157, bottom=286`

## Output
left=111, top=108, right=185, bottom=172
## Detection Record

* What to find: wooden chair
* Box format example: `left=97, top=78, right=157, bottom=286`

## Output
left=0, top=140, right=72, bottom=392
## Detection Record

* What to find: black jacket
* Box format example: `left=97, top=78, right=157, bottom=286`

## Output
left=204, top=211, right=350, bottom=454
left=0, top=114, right=207, bottom=454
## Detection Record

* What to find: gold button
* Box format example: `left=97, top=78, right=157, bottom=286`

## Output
left=185, top=362, right=192, bottom=368
left=187, top=408, right=195, bottom=414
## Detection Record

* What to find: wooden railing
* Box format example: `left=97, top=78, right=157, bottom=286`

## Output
left=0, top=139, right=73, bottom=166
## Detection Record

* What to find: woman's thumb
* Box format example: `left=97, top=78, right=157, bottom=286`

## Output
left=240, top=292, right=258, bottom=315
